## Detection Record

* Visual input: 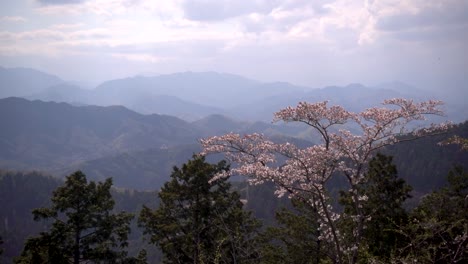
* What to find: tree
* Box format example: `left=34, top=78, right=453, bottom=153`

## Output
left=399, top=166, right=468, bottom=263
left=0, top=235, right=3, bottom=256
left=16, top=171, right=134, bottom=264
left=260, top=198, right=326, bottom=264
left=139, top=155, right=262, bottom=264
left=339, top=153, right=412, bottom=262
left=201, top=98, right=448, bottom=263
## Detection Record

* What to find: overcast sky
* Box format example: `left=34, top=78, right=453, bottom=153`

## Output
left=0, top=0, right=467, bottom=92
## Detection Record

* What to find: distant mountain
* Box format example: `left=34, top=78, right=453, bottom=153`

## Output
left=373, top=82, right=468, bottom=122
left=28, top=86, right=223, bottom=121
left=231, top=83, right=396, bottom=121
left=192, top=114, right=319, bottom=142
left=93, top=72, right=303, bottom=109
left=373, top=81, right=426, bottom=97
left=0, top=97, right=201, bottom=171
left=192, top=114, right=250, bottom=135
left=0, top=67, right=64, bottom=98
left=124, top=94, right=226, bottom=122
left=229, top=83, right=459, bottom=121
left=26, top=83, right=92, bottom=104
left=1, top=67, right=464, bottom=122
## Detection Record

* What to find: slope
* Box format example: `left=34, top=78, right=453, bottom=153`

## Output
left=0, top=97, right=201, bottom=171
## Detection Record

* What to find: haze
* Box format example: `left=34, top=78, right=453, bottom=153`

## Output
left=0, top=0, right=467, bottom=95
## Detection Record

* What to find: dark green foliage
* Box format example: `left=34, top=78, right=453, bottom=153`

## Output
left=70, top=144, right=202, bottom=190
left=400, top=166, right=468, bottom=263
left=15, top=171, right=134, bottom=264
left=139, top=155, right=262, bottom=264
left=385, top=121, right=468, bottom=193
left=260, top=199, right=325, bottom=264
left=234, top=181, right=292, bottom=226
left=339, top=153, right=412, bottom=262
left=0, top=170, right=61, bottom=263
left=0, top=235, right=3, bottom=256
left=0, top=170, right=159, bottom=263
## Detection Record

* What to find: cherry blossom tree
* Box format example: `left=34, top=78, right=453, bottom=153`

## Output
left=200, top=98, right=449, bottom=264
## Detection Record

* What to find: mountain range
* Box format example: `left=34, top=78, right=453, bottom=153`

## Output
left=0, top=97, right=198, bottom=171
left=0, top=97, right=312, bottom=181
left=0, top=66, right=63, bottom=98
left=2, top=66, right=465, bottom=122
left=0, top=66, right=467, bottom=192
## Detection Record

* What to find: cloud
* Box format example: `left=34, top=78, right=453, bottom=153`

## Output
left=1, top=16, right=27, bottom=23
left=181, top=0, right=281, bottom=21
left=375, top=2, right=468, bottom=31
left=36, top=0, right=87, bottom=5
left=365, top=0, right=468, bottom=43
left=2, top=0, right=466, bottom=91
left=35, top=0, right=179, bottom=16
left=111, top=53, right=166, bottom=63
left=49, top=23, right=85, bottom=30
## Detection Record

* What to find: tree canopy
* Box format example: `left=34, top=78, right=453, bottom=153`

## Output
left=16, top=171, right=134, bottom=264
left=139, top=155, right=262, bottom=264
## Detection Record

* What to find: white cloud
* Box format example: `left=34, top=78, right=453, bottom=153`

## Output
left=36, top=0, right=87, bottom=5
left=181, top=0, right=281, bottom=21
left=1, top=16, right=27, bottom=23
left=111, top=52, right=168, bottom=63
left=363, top=0, right=468, bottom=43
left=0, top=0, right=465, bottom=90
left=35, top=0, right=181, bottom=17
left=49, top=23, right=85, bottom=30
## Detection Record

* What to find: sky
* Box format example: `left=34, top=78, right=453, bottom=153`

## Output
left=0, top=0, right=467, bottom=92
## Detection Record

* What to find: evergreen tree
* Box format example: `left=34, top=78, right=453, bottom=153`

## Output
left=260, top=198, right=325, bottom=264
left=339, top=153, right=412, bottom=262
left=400, top=166, right=468, bottom=263
left=139, top=155, right=262, bottom=264
left=16, top=171, right=134, bottom=264
left=0, top=235, right=3, bottom=256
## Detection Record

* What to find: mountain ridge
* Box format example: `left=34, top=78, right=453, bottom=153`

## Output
left=0, top=97, right=201, bottom=171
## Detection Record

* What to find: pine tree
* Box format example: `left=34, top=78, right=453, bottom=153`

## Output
left=16, top=171, right=133, bottom=264
left=339, top=153, right=412, bottom=262
left=260, top=198, right=324, bottom=264
left=400, top=166, right=468, bottom=263
left=139, top=155, right=262, bottom=264
left=0, top=235, right=3, bottom=256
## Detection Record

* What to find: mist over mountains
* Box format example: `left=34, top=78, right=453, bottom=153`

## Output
left=2, top=66, right=466, bottom=122
left=0, top=67, right=63, bottom=98
left=0, top=66, right=467, bottom=191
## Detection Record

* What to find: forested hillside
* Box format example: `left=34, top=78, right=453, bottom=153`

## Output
left=0, top=168, right=290, bottom=263
left=385, top=121, right=468, bottom=193
left=0, top=170, right=160, bottom=263
left=0, top=97, right=199, bottom=170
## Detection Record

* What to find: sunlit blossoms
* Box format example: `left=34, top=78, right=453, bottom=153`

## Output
left=439, top=135, right=468, bottom=151
left=200, top=98, right=449, bottom=264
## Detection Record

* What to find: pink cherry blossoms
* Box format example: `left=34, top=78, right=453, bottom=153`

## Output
left=200, top=98, right=449, bottom=264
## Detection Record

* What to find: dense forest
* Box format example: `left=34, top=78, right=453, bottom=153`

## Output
left=1, top=121, right=467, bottom=263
